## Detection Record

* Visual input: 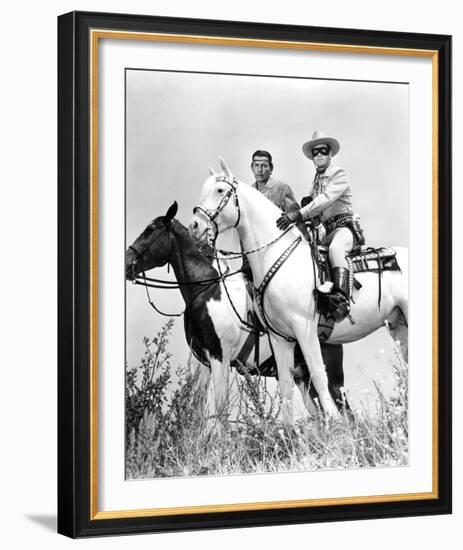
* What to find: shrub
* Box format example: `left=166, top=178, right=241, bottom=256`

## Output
left=126, top=323, right=408, bottom=478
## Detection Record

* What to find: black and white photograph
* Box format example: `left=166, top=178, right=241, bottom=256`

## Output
left=0, top=0, right=457, bottom=545
left=125, top=68, right=409, bottom=480
left=53, top=9, right=451, bottom=539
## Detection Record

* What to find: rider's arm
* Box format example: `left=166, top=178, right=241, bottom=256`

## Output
left=280, top=183, right=300, bottom=213
left=300, top=167, right=349, bottom=219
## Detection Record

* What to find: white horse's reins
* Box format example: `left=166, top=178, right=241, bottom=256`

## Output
left=194, top=174, right=296, bottom=258
left=192, top=175, right=241, bottom=249
left=193, top=175, right=303, bottom=342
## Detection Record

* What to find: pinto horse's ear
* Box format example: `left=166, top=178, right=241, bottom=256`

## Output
left=218, top=156, right=233, bottom=178
left=165, top=201, right=178, bottom=221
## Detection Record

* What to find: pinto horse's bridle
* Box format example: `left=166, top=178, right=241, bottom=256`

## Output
left=128, top=220, right=171, bottom=284
left=128, top=219, right=168, bottom=263
left=128, top=220, right=186, bottom=317
left=128, top=217, right=245, bottom=319
left=193, top=175, right=241, bottom=248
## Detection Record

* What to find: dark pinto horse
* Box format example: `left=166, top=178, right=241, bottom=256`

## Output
left=125, top=202, right=349, bottom=419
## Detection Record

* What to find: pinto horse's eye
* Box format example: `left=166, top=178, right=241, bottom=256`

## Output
left=142, top=224, right=154, bottom=236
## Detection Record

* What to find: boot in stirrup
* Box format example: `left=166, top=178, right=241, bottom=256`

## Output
left=331, top=267, right=351, bottom=322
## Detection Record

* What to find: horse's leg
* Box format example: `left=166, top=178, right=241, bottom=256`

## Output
left=208, top=355, right=230, bottom=423
left=387, top=306, right=408, bottom=364
left=293, top=322, right=340, bottom=420
left=320, top=343, right=350, bottom=412
left=196, top=362, right=211, bottom=392
left=193, top=362, right=211, bottom=414
left=269, top=335, right=296, bottom=424
left=296, top=343, right=349, bottom=414
left=295, top=377, right=317, bottom=416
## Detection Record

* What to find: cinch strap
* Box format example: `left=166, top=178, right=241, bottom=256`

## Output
left=254, top=237, right=302, bottom=342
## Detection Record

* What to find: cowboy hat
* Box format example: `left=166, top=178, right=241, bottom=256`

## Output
left=302, top=130, right=340, bottom=159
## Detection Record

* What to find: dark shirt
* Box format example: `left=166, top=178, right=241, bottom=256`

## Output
left=243, top=177, right=300, bottom=281
left=252, top=176, right=299, bottom=212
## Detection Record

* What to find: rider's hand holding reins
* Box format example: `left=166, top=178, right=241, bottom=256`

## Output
left=276, top=208, right=303, bottom=230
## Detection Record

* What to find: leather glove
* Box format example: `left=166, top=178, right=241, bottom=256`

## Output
left=276, top=209, right=303, bottom=230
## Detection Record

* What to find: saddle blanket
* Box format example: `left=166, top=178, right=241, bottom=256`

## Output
left=317, top=245, right=400, bottom=276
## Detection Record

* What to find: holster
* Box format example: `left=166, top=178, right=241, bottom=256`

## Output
left=324, top=213, right=365, bottom=248
left=347, top=217, right=366, bottom=247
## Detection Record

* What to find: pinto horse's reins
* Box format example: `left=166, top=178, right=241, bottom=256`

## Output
left=129, top=217, right=246, bottom=318
left=129, top=238, right=184, bottom=317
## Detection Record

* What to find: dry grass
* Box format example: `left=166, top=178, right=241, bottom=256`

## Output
left=125, top=321, right=408, bottom=479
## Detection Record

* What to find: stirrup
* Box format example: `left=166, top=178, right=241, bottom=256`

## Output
left=314, top=287, right=335, bottom=314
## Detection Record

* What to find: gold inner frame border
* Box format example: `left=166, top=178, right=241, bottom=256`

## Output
left=89, top=28, right=440, bottom=521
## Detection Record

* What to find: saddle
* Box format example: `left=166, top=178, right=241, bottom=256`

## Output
left=315, top=244, right=401, bottom=342
left=234, top=242, right=402, bottom=367
left=316, top=244, right=400, bottom=285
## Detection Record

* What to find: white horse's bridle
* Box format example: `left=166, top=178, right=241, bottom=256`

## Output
left=193, top=173, right=304, bottom=342
left=193, top=175, right=241, bottom=247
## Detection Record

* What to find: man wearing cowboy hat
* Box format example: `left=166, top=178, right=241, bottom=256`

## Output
left=253, top=149, right=347, bottom=400
left=276, top=131, right=364, bottom=322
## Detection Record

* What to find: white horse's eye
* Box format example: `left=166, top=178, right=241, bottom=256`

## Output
left=217, top=188, right=224, bottom=195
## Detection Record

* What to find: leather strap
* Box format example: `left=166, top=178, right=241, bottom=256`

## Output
left=254, top=237, right=302, bottom=342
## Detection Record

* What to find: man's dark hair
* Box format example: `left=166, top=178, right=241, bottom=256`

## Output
left=252, top=150, right=273, bottom=170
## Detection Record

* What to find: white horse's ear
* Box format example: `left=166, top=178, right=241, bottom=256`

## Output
left=208, top=166, right=217, bottom=176
left=219, top=156, right=233, bottom=177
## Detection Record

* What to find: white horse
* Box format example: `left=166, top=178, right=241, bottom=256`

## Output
left=189, top=159, right=408, bottom=423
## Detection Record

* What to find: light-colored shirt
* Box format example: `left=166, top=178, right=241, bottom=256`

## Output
left=252, top=176, right=299, bottom=213
left=300, top=163, right=353, bottom=222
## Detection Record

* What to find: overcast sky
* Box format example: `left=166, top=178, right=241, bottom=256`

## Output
left=125, top=68, right=409, bottom=409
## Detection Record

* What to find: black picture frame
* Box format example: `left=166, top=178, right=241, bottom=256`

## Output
left=58, top=10, right=452, bottom=538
